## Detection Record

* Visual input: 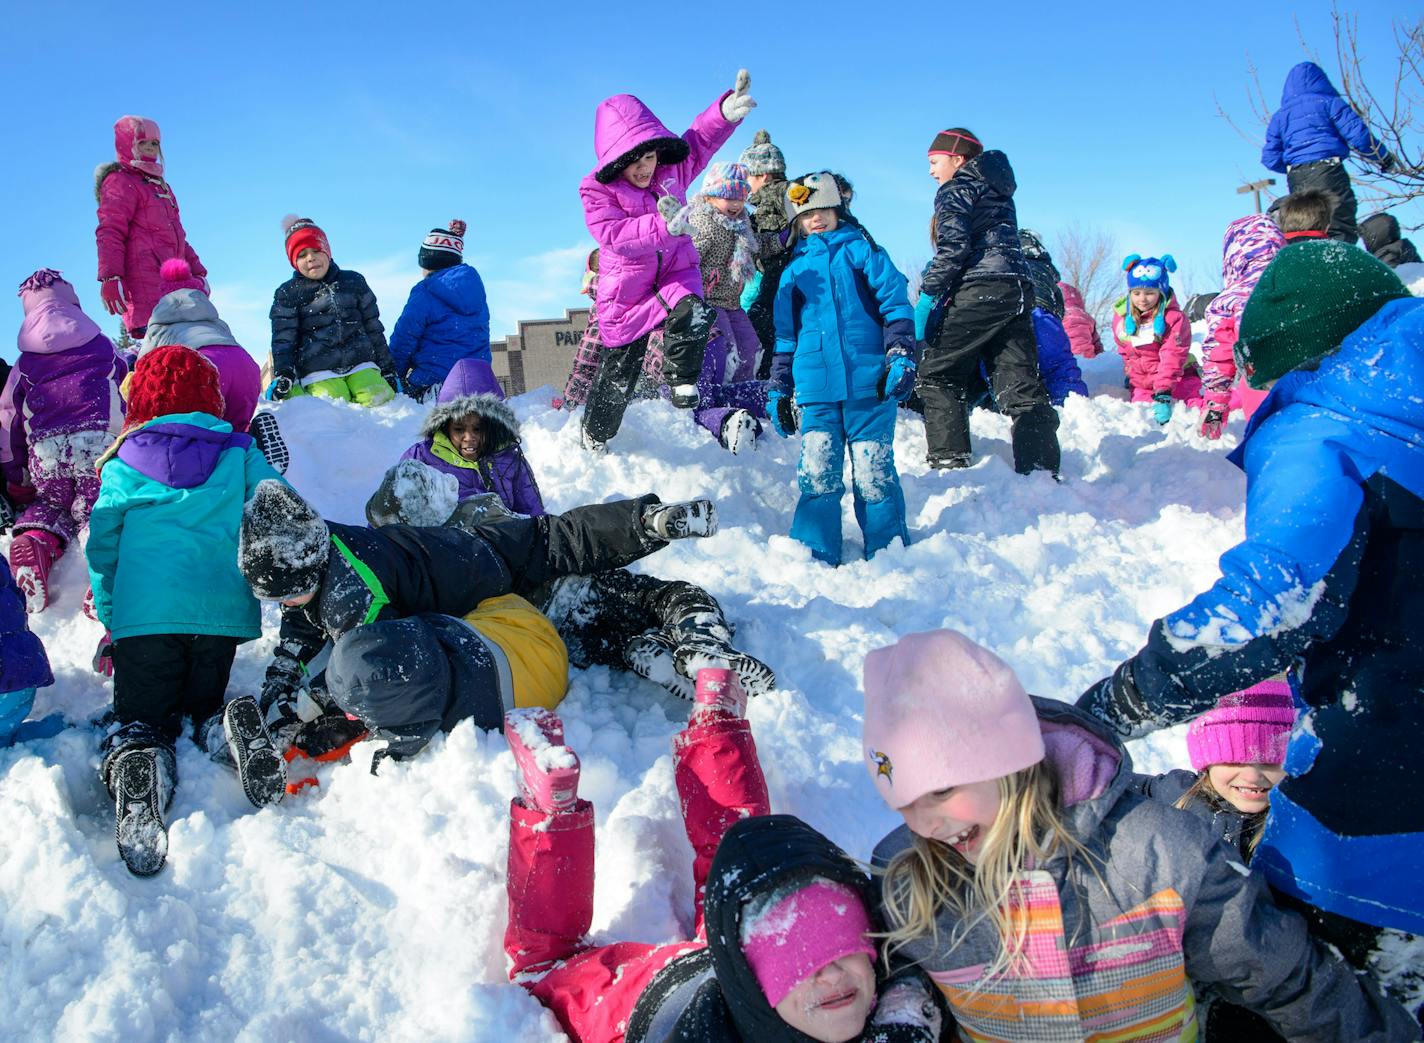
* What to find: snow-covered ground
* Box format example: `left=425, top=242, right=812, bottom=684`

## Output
left=1, top=354, right=1255, bottom=1040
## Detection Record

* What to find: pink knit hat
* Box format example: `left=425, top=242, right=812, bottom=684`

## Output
left=862, top=629, right=1045, bottom=807
left=739, top=879, right=876, bottom=1007
left=158, top=258, right=206, bottom=298
left=1186, top=681, right=1295, bottom=772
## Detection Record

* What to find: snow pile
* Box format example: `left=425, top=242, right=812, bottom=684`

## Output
left=2, top=359, right=1258, bottom=1039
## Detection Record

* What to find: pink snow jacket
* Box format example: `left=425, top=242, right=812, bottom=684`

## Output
left=1058, top=282, right=1103, bottom=359
left=1111, top=293, right=1192, bottom=396
left=578, top=93, right=736, bottom=348
left=95, top=116, right=206, bottom=331
left=1200, top=216, right=1285, bottom=409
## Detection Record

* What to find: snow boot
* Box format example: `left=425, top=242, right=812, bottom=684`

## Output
left=720, top=409, right=758, bottom=455
left=626, top=631, right=696, bottom=700
left=580, top=427, right=607, bottom=455
left=8, top=529, right=61, bottom=613
left=223, top=696, right=287, bottom=807
left=691, top=667, right=748, bottom=723
left=250, top=411, right=290, bottom=474
left=504, top=708, right=580, bottom=814
left=671, top=618, right=776, bottom=697
left=928, top=452, right=972, bottom=470
left=111, top=747, right=172, bottom=877
left=641, top=499, right=718, bottom=541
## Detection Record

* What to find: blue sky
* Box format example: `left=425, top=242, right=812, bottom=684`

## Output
left=3, top=0, right=1419, bottom=361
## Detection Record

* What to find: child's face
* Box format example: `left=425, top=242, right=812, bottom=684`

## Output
left=748, top=172, right=773, bottom=194
left=281, top=590, right=316, bottom=608
left=135, top=138, right=161, bottom=160
left=898, top=779, right=1002, bottom=864
left=1207, top=762, right=1286, bottom=814
left=708, top=196, right=745, bottom=217
left=296, top=248, right=331, bottom=281
left=623, top=150, right=659, bottom=189
left=1130, top=287, right=1161, bottom=314
left=799, top=209, right=839, bottom=236
left=928, top=153, right=965, bottom=185
left=774, top=953, right=877, bottom=1042
left=446, top=415, right=486, bottom=460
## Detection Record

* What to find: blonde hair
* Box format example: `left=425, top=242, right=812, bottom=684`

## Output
left=1174, top=772, right=1269, bottom=857
left=879, top=762, right=1101, bottom=981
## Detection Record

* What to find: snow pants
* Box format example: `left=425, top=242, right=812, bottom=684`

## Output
left=676, top=311, right=768, bottom=445
left=793, top=398, right=908, bottom=567
left=0, top=686, right=36, bottom=746
left=111, top=632, right=240, bottom=741
left=918, top=278, right=1061, bottom=475
left=197, top=345, right=262, bottom=433
left=505, top=715, right=770, bottom=1042
left=297, top=368, right=395, bottom=407
left=15, top=431, right=107, bottom=545
left=1287, top=158, right=1359, bottom=244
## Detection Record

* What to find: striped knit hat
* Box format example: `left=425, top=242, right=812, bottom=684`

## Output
left=419, top=219, right=467, bottom=271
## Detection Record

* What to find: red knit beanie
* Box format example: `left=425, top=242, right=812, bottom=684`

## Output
left=283, top=215, right=330, bottom=269
left=125, top=345, right=226, bottom=429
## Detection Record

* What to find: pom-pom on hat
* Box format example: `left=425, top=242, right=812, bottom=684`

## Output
left=784, top=172, right=842, bottom=219
left=1121, top=253, right=1177, bottom=336
left=239, top=480, right=330, bottom=601
left=862, top=629, right=1045, bottom=807
left=124, top=345, right=225, bottom=430
left=1237, top=240, right=1409, bottom=389
left=739, top=878, right=876, bottom=1008
left=159, top=258, right=206, bottom=298
left=1187, top=681, right=1296, bottom=772
left=739, top=129, right=786, bottom=176
left=282, top=215, right=330, bottom=269
left=700, top=162, right=750, bottom=202
left=419, top=219, right=467, bottom=271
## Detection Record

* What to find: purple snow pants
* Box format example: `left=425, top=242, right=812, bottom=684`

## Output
left=17, top=431, right=107, bottom=545
left=664, top=309, right=769, bottom=444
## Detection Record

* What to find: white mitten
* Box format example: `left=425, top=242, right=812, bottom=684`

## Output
left=870, top=979, right=943, bottom=1037
left=720, top=69, right=756, bottom=123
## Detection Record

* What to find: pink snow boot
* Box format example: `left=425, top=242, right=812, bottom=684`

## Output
left=8, top=530, right=62, bottom=613
left=504, top=708, right=581, bottom=814
left=692, top=667, right=748, bottom=724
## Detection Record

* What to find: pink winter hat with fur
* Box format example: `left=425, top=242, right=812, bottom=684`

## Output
left=862, top=629, right=1045, bottom=807
left=1186, top=681, right=1295, bottom=772
left=158, top=258, right=206, bottom=298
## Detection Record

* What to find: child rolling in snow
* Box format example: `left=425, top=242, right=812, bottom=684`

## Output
left=502, top=674, right=944, bottom=1043
left=269, top=217, right=399, bottom=406
left=770, top=172, right=913, bottom=566
left=2, top=270, right=127, bottom=612
left=95, top=116, right=207, bottom=338
left=865, top=629, right=1417, bottom=1040
left=86, top=346, right=287, bottom=876
left=578, top=70, right=757, bottom=452
left=1111, top=254, right=1201, bottom=424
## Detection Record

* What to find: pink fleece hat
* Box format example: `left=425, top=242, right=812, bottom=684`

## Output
left=740, top=879, right=876, bottom=1008
left=158, top=258, right=206, bottom=298
left=1186, top=681, right=1295, bottom=771
left=862, top=629, right=1045, bottom=807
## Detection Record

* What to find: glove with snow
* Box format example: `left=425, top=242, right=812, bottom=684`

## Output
left=879, top=347, right=918, bottom=403
left=1380, top=152, right=1399, bottom=174
left=913, top=292, right=937, bottom=342
left=380, top=368, right=402, bottom=394
left=92, top=631, right=115, bottom=678
left=270, top=373, right=296, bottom=400
left=1152, top=392, right=1173, bottom=426
left=99, top=277, right=128, bottom=316
left=1199, top=404, right=1226, bottom=440
left=659, top=195, right=691, bottom=236
left=720, top=69, right=756, bottom=123
left=867, top=977, right=943, bottom=1042
left=767, top=389, right=798, bottom=437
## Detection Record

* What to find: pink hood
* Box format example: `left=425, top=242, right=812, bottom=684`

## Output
left=17, top=270, right=103, bottom=355
left=114, top=115, right=163, bottom=177
left=592, top=95, right=685, bottom=178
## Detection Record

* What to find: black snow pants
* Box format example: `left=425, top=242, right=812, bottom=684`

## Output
left=1287, top=158, right=1359, bottom=244
left=541, top=570, right=726, bottom=671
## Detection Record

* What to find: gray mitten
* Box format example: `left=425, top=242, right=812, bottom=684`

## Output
left=720, top=69, right=756, bottom=123
left=658, top=195, right=690, bottom=236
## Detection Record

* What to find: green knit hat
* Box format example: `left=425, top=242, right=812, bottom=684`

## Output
left=1237, top=241, right=1409, bottom=389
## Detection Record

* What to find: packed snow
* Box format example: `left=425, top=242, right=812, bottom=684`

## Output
left=1, top=352, right=1253, bottom=1040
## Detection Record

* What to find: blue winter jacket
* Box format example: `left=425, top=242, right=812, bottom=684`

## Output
left=771, top=225, right=914, bottom=405
left=389, top=264, right=491, bottom=392
left=0, top=552, right=52, bottom=693
left=1261, top=62, right=1389, bottom=172
left=1108, top=297, right=1424, bottom=934
left=1031, top=309, right=1088, bottom=405
left=86, top=412, right=282, bottom=641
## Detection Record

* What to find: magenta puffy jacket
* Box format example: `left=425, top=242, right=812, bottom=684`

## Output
left=1058, top=282, right=1104, bottom=359
left=1111, top=294, right=1193, bottom=396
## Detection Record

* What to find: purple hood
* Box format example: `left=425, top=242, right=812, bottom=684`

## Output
left=438, top=357, right=503, bottom=401
left=17, top=272, right=104, bottom=356
left=116, top=419, right=252, bottom=489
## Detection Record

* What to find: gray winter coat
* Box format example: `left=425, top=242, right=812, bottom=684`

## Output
left=872, top=699, right=1416, bottom=1042
left=141, top=289, right=239, bottom=355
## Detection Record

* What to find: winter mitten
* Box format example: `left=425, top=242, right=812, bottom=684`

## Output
left=405, top=383, right=431, bottom=404
left=6, top=481, right=36, bottom=507
left=271, top=373, right=296, bottom=400
left=868, top=978, right=943, bottom=1041
left=766, top=389, right=797, bottom=437
left=93, top=631, right=115, bottom=678
left=719, top=69, right=756, bottom=123
left=913, top=292, right=936, bottom=342
left=1151, top=392, right=1173, bottom=426
left=1199, top=404, right=1227, bottom=441
left=380, top=368, right=401, bottom=394
left=99, top=276, right=128, bottom=316
left=878, top=348, right=918, bottom=403
left=669, top=383, right=700, bottom=408
left=1381, top=152, right=1399, bottom=174
left=658, top=196, right=691, bottom=236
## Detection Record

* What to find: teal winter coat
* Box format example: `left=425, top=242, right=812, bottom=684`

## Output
left=86, top=412, right=281, bottom=641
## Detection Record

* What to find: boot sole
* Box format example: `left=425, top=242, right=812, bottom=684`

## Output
left=114, top=753, right=168, bottom=877
left=675, top=644, right=776, bottom=697
left=224, top=697, right=287, bottom=808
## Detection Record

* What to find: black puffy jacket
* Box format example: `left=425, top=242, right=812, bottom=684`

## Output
left=921, top=151, right=1029, bottom=300
left=1359, top=213, right=1421, bottom=269
left=270, top=263, right=396, bottom=380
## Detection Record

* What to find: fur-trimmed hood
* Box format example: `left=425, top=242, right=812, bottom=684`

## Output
left=420, top=393, right=521, bottom=450
left=93, top=161, right=122, bottom=204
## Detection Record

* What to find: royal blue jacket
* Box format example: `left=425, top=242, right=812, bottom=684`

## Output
left=1031, top=309, right=1088, bottom=405
left=1093, top=297, right=1424, bottom=934
left=771, top=225, right=914, bottom=405
left=1261, top=62, right=1390, bottom=172
left=0, top=552, right=51, bottom=693
left=389, top=264, right=491, bottom=391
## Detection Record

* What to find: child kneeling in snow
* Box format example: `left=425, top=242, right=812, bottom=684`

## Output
left=501, top=675, right=944, bottom=1043
left=1110, top=254, right=1201, bottom=424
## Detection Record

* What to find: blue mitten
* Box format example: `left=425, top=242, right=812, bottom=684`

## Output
left=1152, top=392, right=1173, bottom=426
left=879, top=349, right=918, bottom=402
left=913, top=293, right=936, bottom=341
left=767, top=390, right=796, bottom=437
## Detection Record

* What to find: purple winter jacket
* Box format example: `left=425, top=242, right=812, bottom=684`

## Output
left=400, top=358, right=545, bottom=516
left=579, top=92, right=737, bottom=348
left=2, top=271, right=126, bottom=485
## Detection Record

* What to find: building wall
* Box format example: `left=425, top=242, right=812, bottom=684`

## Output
left=490, top=309, right=590, bottom=397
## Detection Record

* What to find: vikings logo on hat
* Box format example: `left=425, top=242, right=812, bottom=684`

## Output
left=868, top=749, right=893, bottom=783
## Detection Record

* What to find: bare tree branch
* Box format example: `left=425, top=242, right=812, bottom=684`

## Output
left=1052, top=223, right=1119, bottom=326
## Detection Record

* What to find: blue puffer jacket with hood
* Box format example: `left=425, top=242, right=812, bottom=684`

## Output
left=1261, top=62, right=1390, bottom=172
left=389, top=263, right=491, bottom=392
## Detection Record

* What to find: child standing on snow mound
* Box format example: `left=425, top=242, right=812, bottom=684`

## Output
left=1199, top=216, right=1284, bottom=439
left=2, top=270, right=127, bottom=613
left=398, top=358, right=545, bottom=517
left=501, top=680, right=945, bottom=1043
left=0, top=548, right=53, bottom=747
left=388, top=219, right=491, bottom=401
left=770, top=172, right=914, bottom=567
left=86, top=346, right=287, bottom=877
left=557, top=249, right=606, bottom=410
left=95, top=116, right=207, bottom=339
left=1111, top=254, right=1201, bottom=424
left=578, top=69, right=758, bottom=452
left=740, top=130, right=792, bottom=381
left=864, top=629, right=1417, bottom=1040
left=269, top=216, right=399, bottom=406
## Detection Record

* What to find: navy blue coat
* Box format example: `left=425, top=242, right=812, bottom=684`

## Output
left=1261, top=62, right=1389, bottom=172
left=1032, top=309, right=1088, bottom=405
left=389, top=264, right=491, bottom=391
left=0, top=553, right=51, bottom=693
left=920, top=151, right=1029, bottom=300
left=270, top=264, right=396, bottom=381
